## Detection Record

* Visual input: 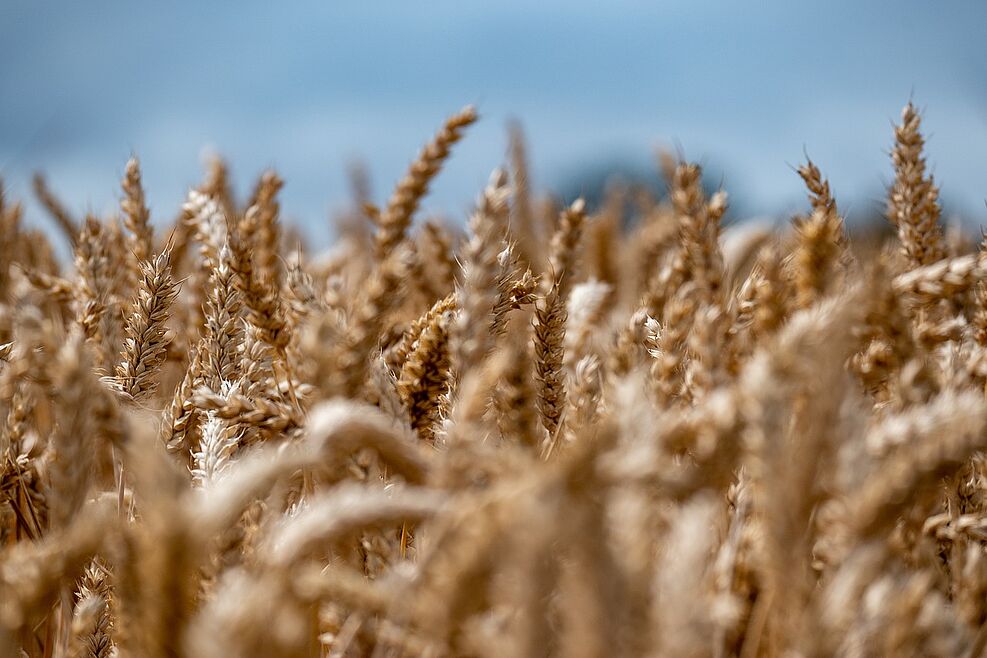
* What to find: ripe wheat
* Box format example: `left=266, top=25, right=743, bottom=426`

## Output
left=1, top=102, right=987, bottom=658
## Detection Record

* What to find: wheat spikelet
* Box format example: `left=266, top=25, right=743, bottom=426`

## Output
left=451, top=170, right=510, bottom=376
left=111, top=249, right=180, bottom=401
left=888, top=102, right=946, bottom=268
left=162, top=343, right=202, bottom=453
left=791, top=208, right=845, bottom=309
left=239, top=170, right=284, bottom=286
left=534, top=278, right=567, bottom=450
left=547, top=198, right=587, bottom=295
left=797, top=157, right=836, bottom=216
left=19, top=265, right=74, bottom=304
left=73, top=217, right=119, bottom=370
left=121, top=157, right=154, bottom=282
left=201, top=245, right=243, bottom=391
left=191, top=405, right=240, bottom=489
left=669, top=161, right=726, bottom=306
left=387, top=293, right=455, bottom=373
left=792, top=158, right=847, bottom=308
left=374, top=106, right=477, bottom=260
left=71, top=560, right=114, bottom=658
left=491, top=248, right=539, bottom=337
left=183, top=189, right=227, bottom=272
left=229, top=226, right=290, bottom=351
left=194, top=388, right=301, bottom=433
left=565, top=353, right=602, bottom=436
left=396, top=311, right=452, bottom=442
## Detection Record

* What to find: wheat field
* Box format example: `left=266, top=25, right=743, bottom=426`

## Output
left=1, top=101, right=986, bottom=657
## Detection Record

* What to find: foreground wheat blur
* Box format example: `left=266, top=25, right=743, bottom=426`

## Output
left=1, top=102, right=987, bottom=657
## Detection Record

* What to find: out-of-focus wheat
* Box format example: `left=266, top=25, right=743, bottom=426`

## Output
left=2, top=100, right=986, bottom=658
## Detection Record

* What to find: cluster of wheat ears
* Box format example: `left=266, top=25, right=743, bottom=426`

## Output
left=1, top=101, right=987, bottom=658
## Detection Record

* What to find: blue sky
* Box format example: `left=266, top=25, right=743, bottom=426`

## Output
left=2, top=1, right=987, bottom=245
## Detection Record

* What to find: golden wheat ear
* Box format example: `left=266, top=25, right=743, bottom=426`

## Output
left=397, top=307, right=452, bottom=443
left=791, top=156, right=848, bottom=309
left=887, top=102, right=946, bottom=269
left=534, top=278, right=567, bottom=454
left=108, top=248, right=181, bottom=402
left=238, top=170, right=284, bottom=287
left=451, top=169, right=511, bottom=378
left=70, top=559, right=115, bottom=658
left=546, top=198, right=587, bottom=299
left=375, top=105, right=477, bottom=261
left=121, top=157, right=154, bottom=283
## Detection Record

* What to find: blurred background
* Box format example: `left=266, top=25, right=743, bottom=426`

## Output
left=2, top=0, right=987, bottom=247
